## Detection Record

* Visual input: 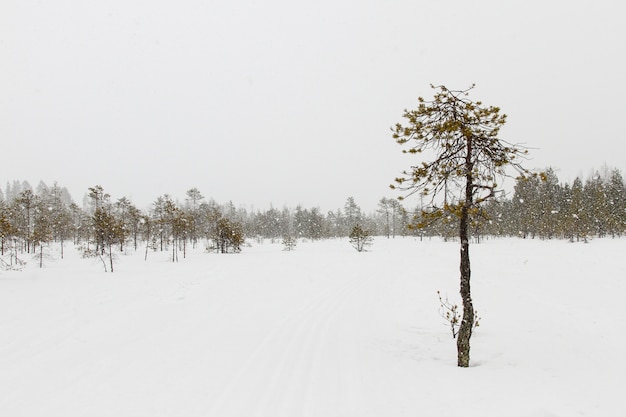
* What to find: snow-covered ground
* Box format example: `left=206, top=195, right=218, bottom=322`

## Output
left=1, top=237, right=625, bottom=417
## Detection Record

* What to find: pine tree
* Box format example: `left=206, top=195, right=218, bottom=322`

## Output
left=391, top=84, right=533, bottom=367
left=605, top=169, right=625, bottom=237
left=14, top=189, right=37, bottom=253
left=0, top=202, right=15, bottom=256
left=214, top=217, right=244, bottom=253
left=92, top=207, right=124, bottom=272
left=511, top=175, right=540, bottom=238
left=537, top=168, right=561, bottom=239
left=584, top=173, right=608, bottom=237
left=344, top=197, right=362, bottom=233
left=349, top=224, right=373, bottom=252
left=185, top=188, right=204, bottom=247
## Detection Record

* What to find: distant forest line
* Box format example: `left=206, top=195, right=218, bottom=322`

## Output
left=1, top=165, right=625, bottom=263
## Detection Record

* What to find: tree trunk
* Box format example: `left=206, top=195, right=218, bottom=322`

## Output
left=109, top=244, right=114, bottom=273
left=457, top=206, right=474, bottom=367
left=457, top=139, right=475, bottom=368
left=144, top=224, right=150, bottom=261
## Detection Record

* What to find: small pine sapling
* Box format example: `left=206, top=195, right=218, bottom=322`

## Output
left=437, top=291, right=480, bottom=339
left=349, top=224, right=373, bottom=252
left=282, top=235, right=297, bottom=251
left=33, top=242, right=55, bottom=268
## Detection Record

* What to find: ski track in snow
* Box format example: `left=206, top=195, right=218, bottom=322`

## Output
left=207, top=274, right=361, bottom=416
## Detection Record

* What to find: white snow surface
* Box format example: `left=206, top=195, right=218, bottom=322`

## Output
left=1, top=237, right=625, bottom=416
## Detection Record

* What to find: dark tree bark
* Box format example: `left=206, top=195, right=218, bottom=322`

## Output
left=456, top=135, right=476, bottom=367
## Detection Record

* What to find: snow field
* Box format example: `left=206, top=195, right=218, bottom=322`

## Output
left=1, top=237, right=625, bottom=416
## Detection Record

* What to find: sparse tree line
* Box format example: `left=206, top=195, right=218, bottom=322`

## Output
left=0, top=183, right=248, bottom=269
left=0, top=166, right=624, bottom=267
left=407, top=166, right=625, bottom=242
left=471, top=166, right=625, bottom=242
left=0, top=182, right=396, bottom=268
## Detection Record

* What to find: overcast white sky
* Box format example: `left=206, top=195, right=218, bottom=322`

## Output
left=2, top=0, right=625, bottom=212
